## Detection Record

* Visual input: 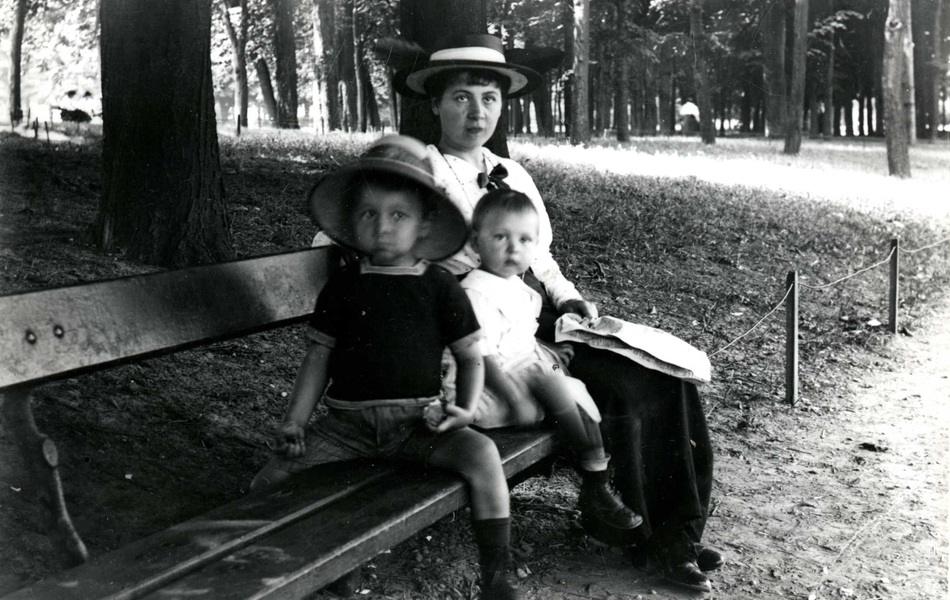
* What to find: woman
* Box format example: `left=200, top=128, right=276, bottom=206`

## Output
left=393, top=34, right=721, bottom=593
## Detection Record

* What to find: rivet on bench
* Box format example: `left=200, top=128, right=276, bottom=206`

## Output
left=25, top=330, right=38, bottom=344
left=54, top=325, right=65, bottom=338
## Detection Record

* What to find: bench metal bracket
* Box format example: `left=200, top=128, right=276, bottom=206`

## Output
left=1, top=387, right=89, bottom=566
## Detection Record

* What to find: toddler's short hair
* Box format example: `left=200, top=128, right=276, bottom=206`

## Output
left=347, top=173, right=431, bottom=218
left=472, top=189, right=537, bottom=231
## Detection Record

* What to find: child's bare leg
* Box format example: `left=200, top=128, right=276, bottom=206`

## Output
left=527, top=375, right=643, bottom=534
left=428, top=429, right=517, bottom=600
left=249, top=461, right=293, bottom=492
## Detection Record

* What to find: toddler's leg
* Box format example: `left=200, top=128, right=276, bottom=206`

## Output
left=527, top=376, right=643, bottom=536
left=428, top=429, right=518, bottom=600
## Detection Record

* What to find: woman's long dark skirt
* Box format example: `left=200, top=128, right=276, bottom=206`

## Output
left=530, top=277, right=713, bottom=548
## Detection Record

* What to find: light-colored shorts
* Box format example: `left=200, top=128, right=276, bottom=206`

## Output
left=271, top=395, right=464, bottom=474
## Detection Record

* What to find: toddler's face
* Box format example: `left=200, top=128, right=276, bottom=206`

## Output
left=351, top=183, right=429, bottom=266
left=473, top=209, right=539, bottom=279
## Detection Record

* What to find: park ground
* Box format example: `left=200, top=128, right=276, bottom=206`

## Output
left=0, top=129, right=948, bottom=599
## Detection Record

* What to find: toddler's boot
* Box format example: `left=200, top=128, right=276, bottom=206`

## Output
left=578, top=466, right=643, bottom=534
left=478, top=545, right=519, bottom=600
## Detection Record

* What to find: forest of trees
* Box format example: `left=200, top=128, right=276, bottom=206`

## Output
left=2, top=0, right=948, bottom=264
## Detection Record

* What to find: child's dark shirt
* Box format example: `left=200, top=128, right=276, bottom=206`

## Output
left=308, top=260, right=481, bottom=401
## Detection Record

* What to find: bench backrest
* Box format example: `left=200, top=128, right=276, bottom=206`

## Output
left=0, top=248, right=330, bottom=390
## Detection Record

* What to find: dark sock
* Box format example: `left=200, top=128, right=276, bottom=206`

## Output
left=472, top=517, right=510, bottom=549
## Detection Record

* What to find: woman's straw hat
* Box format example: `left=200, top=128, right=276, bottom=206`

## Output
left=394, top=34, right=542, bottom=99
left=308, top=135, right=467, bottom=261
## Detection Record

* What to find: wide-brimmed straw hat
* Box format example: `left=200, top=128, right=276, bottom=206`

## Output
left=308, top=135, right=467, bottom=261
left=394, top=34, right=542, bottom=99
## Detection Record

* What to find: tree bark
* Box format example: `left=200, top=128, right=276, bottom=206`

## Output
left=899, top=0, right=916, bottom=143
left=358, top=44, right=381, bottom=131
left=824, top=34, right=835, bottom=138
left=658, top=38, right=673, bottom=135
left=644, top=64, right=659, bottom=135
left=615, top=57, right=630, bottom=142
left=569, top=0, right=590, bottom=144
left=8, top=0, right=27, bottom=125
left=883, top=0, right=912, bottom=177
left=255, top=58, right=279, bottom=125
left=340, top=0, right=358, bottom=131
left=398, top=0, right=504, bottom=154
left=784, top=0, right=809, bottom=153
left=562, top=0, right=574, bottom=140
left=532, top=72, right=554, bottom=137
left=314, top=0, right=342, bottom=131
left=931, top=0, right=943, bottom=140
left=691, top=0, right=716, bottom=144
left=219, top=0, right=249, bottom=128
left=97, top=0, right=233, bottom=267
left=273, top=0, right=299, bottom=128
left=808, top=80, right=820, bottom=137
left=762, top=0, right=787, bottom=138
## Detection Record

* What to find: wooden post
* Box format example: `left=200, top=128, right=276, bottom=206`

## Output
left=888, top=238, right=900, bottom=334
left=236, top=114, right=242, bottom=137
left=786, top=271, right=799, bottom=405
left=33, top=118, right=38, bottom=139
left=44, top=121, right=49, bottom=144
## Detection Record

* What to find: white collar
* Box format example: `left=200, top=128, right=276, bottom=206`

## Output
left=359, top=259, right=429, bottom=276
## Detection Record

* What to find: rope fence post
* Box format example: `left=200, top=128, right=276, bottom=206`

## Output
left=786, top=271, right=799, bottom=405
left=888, top=238, right=900, bottom=334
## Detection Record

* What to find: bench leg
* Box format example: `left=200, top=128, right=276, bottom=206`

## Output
left=1, top=387, right=89, bottom=566
left=324, top=567, right=361, bottom=597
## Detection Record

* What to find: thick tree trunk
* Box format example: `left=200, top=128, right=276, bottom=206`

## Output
left=97, top=0, right=233, bottom=267
left=522, top=96, right=532, bottom=133
left=691, top=0, right=715, bottom=144
left=763, top=0, right=787, bottom=138
left=615, top=57, right=630, bottom=142
left=314, top=0, right=342, bottom=131
left=398, top=0, right=504, bottom=154
left=931, top=0, right=944, bottom=140
left=273, top=0, right=299, bottom=128
left=883, top=0, right=912, bottom=177
left=338, top=0, right=358, bottom=131
left=8, top=0, right=27, bottom=125
left=644, top=65, right=659, bottom=135
left=784, top=0, right=809, bottom=153
left=740, top=79, right=752, bottom=132
left=824, top=35, right=835, bottom=138
left=899, top=0, right=916, bottom=143
left=561, top=0, right=574, bottom=140
left=658, top=39, right=673, bottom=135
left=358, top=45, right=381, bottom=131
left=570, top=0, right=590, bottom=145
left=220, top=0, right=249, bottom=128
left=844, top=95, right=854, bottom=136
left=255, top=58, right=279, bottom=124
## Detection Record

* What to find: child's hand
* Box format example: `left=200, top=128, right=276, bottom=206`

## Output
left=423, top=398, right=447, bottom=429
left=551, top=343, right=575, bottom=367
left=272, top=422, right=306, bottom=458
left=433, top=403, right=476, bottom=433
left=560, top=299, right=599, bottom=320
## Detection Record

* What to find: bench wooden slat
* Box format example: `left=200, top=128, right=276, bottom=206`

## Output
left=137, top=429, right=556, bottom=600
left=0, top=248, right=330, bottom=389
left=2, top=429, right=556, bottom=600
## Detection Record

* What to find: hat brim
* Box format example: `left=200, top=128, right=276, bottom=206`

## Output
left=394, top=60, right=542, bottom=99
left=308, top=158, right=468, bottom=262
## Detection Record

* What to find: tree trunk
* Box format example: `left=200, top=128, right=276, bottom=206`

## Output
left=658, top=39, right=673, bottom=135
left=561, top=0, right=574, bottom=140
left=883, top=0, right=912, bottom=177
left=358, top=45, right=381, bottom=131
left=740, top=79, right=752, bottom=132
left=784, top=0, right=808, bottom=154
left=532, top=72, right=554, bottom=136
left=691, top=0, right=715, bottom=144
left=824, top=34, right=835, bottom=138
left=255, top=58, right=279, bottom=125
left=763, top=0, right=787, bottom=138
left=522, top=96, right=532, bottom=133
left=388, top=69, right=399, bottom=131
left=97, top=0, right=233, bottom=267
left=844, top=95, right=854, bottom=136
left=931, top=0, right=943, bottom=140
left=808, top=80, right=820, bottom=137
left=398, top=0, right=504, bottom=154
left=337, top=0, right=358, bottom=131
left=899, top=0, right=916, bottom=143
left=615, top=56, right=630, bottom=142
left=273, top=0, right=299, bottom=128
left=644, top=64, right=659, bottom=135
left=569, top=0, right=590, bottom=144
left=314, top=0, right=342, bottom=131
left=8, top=0, right=27, bottom=125
left=220, top=0, right=249, bottom=128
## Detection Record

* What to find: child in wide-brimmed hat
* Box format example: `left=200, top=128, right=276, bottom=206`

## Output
left=251, top=135, right=521, bottom=600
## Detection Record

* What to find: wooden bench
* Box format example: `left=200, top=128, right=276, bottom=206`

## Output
left=0, top=247, right=558, bottom=600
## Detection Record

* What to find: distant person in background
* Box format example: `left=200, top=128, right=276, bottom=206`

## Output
left=393, top=34, right=722, bottom=593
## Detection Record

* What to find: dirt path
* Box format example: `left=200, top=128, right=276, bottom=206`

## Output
left=508, top=304, right=949, bottom=600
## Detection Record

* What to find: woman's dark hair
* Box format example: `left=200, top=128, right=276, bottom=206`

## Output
left=472, top=189, right=537, bottom=231
left=424, top=68, right=510, bottom=99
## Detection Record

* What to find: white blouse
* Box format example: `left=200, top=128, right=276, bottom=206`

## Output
left=426, top=145, right=583, bottom=310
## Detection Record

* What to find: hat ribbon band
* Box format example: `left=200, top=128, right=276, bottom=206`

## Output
left=429, top=46, right=507, bottom=64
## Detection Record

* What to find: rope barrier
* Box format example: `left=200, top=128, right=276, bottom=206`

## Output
left=709, top=283, right=793, bottom=358
left=800, top=247, right=896, bottom=290
left=903, top=235, right=950, bottom=255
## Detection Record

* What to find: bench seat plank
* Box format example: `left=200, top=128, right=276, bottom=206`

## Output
left=2, top=429, right=556, bottom=600
left=0, top=249, right=329, bottom=389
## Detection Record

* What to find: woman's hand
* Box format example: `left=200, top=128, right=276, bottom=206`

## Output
left=272, top=422, right=306, bottom=458
left=549, top=342, right=575, bottom=367
left=560, top=299, right=599, bottom=320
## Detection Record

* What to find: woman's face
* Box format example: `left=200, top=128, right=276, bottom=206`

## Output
left=432, top=77, right=503, bottom=155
